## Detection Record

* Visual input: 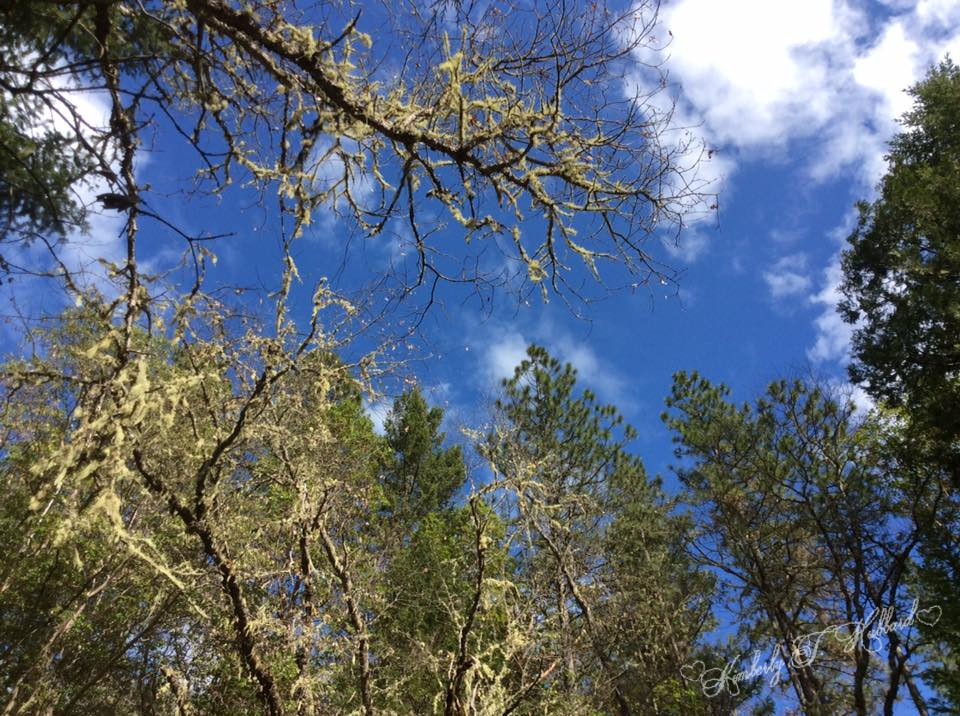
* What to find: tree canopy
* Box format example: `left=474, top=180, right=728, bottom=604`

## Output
left=2, top=2, right=959, bottom=714
left=840, top=58, right=960, bottom=485
left=840, top=58, right=960, bottom=712
left=0, top=0, right=709, bottom=311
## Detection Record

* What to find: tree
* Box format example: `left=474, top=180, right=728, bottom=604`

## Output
left=0, top=4, right=718, bottom=713
left=484, top=346, right=715, bottom=715
left=0, top=303, right=392, bottom=714
left=839, top=57, right=960, bottom=711
left=375, top=503, right=513, bottom=714
left=840, top=58, right=960, bottom=485
left=0, top=1, right=172, bottom=277
left=372, top=390, right=515, bottom=713
left=4, top=306, right=725, bottom=714
left=0, top=0, right=709, bottom=308
left=380, top=388, right=466, bottom=525
left=664, top=373, right=932, bottom=715
left=0, top=303, right=500, bottom=714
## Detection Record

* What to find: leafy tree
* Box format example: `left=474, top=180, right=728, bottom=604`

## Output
left=4, top=308, right=727, bottom=714
left=0, top=4, right=718, bottom=713
left=0, top=301, right=387, bottom=714
left=0, top=96, right=90, bottom=243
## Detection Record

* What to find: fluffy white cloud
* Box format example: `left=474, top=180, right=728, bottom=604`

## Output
left=807, top=257, right=854, bottom=363
left=481, top=325, right=629, bottom=407
left=484, top=331, right=530, bottom=384
left=763, top=253, right=811, bottom=299
left=551, top=334, right=627, bottom=401
left=649, top=0, right=960, bottom=183
left=853, top=20, right=920, bottom=120
left=638, top=0, right=960, bottom=366
left=656, top=0, right=852, bottom=148
left=916, top=0, right=960, bottom=29
left=806, top=212, right=860, bottom=365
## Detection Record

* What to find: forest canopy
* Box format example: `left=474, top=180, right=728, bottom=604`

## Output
left=1, top=2, right=958, bottom=715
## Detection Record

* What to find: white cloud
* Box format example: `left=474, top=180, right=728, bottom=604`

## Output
left=770, top=228, right=805, bottom=246
left=662, top=229, right=711, bottom=263
left=657, top=0, right=851, bottom=147
left=639, top=0, right=960, bottom=187
left=853, top=20, right=920, bottom=120
left=807, top=254, right=853, bottom=364
left=634, top=0, right=960, bottom=368
left=483, top=331, right=530, bottom=384
left=552, top=335, right=627, bottom=401
left=480, top=324, right=631, bottom=409
left=763, top=253, right=811, bottom=299
left=827, top=377, right=875, bottom=415
left=364, top=397, right=392, bottom=435
left=916, top=0, right=960, bottom=28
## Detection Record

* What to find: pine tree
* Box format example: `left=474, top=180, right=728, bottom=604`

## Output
left=380, top=389, right=466, bottom=525
left=664, top=372, right=932, bottom=715
left=486, top=345, right=715, bottom=715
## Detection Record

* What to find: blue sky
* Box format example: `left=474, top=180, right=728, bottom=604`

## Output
left=351, top=0, right=960, bottom=484
left=5, top=0, right=959, bottom=482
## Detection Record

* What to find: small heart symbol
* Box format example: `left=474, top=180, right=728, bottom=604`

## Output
left=680, top=660, right=705, bottom=682
left=917, top=605, right=942, bottom=627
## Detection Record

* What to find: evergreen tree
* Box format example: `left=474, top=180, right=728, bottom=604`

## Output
left=839, top=58, right=960, bottom=711
left=0, top=2, right=173, bottom=248
left=380, top=388, right=466, bottom=525
left=487, top=345, right=715, bottom=715
left=664, top=373, right=932, bottom=715
left=840, top=58, right=960, bottom=485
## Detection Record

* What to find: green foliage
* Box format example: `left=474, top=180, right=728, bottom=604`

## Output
left=0, top=104, right=89, bottom=243
left=13, top=6, right=960, bottom=714
left=664, top=372, right=932, bottom=715
left=487, top=346, right=715, bottom=715
left=380, top=388, right=466, bottom=524
left=11, top=311, right=715, bottom=714
left=920, top=527, right=960, bottom=713
left=840, top=58, right=960, bottom=483
left=0, top=5, right=716, bottom=707
left=840, top=57, right=960, bottom=710
left=0, top=1, right=176, bottom=250
left=376, top=505, right=512, bottom=714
